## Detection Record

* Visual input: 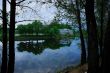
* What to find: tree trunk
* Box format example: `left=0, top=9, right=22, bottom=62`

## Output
left=7, top=0, right=16, bottom=73
left=102, top=2, right=110, bottom=73
left=98, top=0, right=104, bottom=61
left=85, top=0, right=99, bottom=73
left=1, top=0, right=8, bottom=73
left=99, top=0, right=104, bottom=72
left=76, top=0, right=86, bottom=65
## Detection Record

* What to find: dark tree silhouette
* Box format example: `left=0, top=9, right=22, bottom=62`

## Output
left=85, top=0, right=99, bottom=73
left=75, top=0, right=86, bottom=65
left=99, top=0, right=104, bottom=58
left=55, top=0, right=87, bottom=65
left=102, top=2, right=110, bottom=73
left=98, top=0, right=105, bottom=72
left=7, top=0, right=16, bottom=73
left=1, top=0, right=8, bottom=73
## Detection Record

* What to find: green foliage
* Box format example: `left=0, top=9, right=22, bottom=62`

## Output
left=41, top=25, right=60, bottom=39
left=0, top=25, right=2, bottom=33
left=42, top=21, right=72, bottom=39
left=49, top=21, right=71, bottom=29
left=17, top=25, right=27, bottom=34
left=16, top=20, right=72, bottom=40
left=17, top=20, right=43, bottom=35
left=32, top=20, right=43, bottom=34
left=26, top=23, right=33, bottom=34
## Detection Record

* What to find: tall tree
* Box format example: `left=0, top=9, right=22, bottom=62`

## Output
left=55, top=0, right=87, bottom=65
left=85, top=0, right=99, bottom=73
left=96, top=0, right=105, bottom=61
left=99, top=0, right=104, bottom=57
left=75, top=0, right=86, bottom=65
left=7, top=0, right=16, bottom=73
left=102, top=1, right=110, bottom=73
left=1, top=0, right=8, bottom=73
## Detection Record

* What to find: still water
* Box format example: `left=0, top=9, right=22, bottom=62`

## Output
left=0, top=39, right=81, bottom=73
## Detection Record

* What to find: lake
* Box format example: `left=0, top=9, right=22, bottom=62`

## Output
left=0, top=39, right=81, bottom=73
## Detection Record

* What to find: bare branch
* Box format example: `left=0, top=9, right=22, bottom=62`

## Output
left=16, top=0, right=26, bottom=5
left=15, top=19, right=35, bottom=23
left=7, top=0, right=26, bottom=5
left=17, top=5, right=38, bottom=15
left=7, top=0, right=11, bottom=4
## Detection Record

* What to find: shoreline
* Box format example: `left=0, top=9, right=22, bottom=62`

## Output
left=57, top=64, right=88, bottom=73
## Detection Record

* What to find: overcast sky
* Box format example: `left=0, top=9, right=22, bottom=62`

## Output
left=0, top=0, right=57, bottom=27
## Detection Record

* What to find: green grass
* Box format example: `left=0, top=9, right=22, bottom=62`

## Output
left=0, top=32, right=87, bottom=41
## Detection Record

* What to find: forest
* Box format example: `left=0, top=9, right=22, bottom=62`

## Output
left=0, top=0, right=110, bottom=73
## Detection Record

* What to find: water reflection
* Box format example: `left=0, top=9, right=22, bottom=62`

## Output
left=14, top=39, right=81, bottom=73
left=17, top=39, right=71, bottom=55
left=0, top=39, right=81, bottom=73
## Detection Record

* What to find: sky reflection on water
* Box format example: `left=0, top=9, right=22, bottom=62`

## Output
left=0, top=39, right=81, bottom=73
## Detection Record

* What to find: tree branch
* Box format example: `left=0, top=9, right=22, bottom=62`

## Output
left=15, top=19, right=35, bottom=23
left=17, top=5, right=38, bottom=15
left=7, top=0, right=26, bottom=5
left=16, top=0, right=26, bottom=5
left=7, top=0, right=11, bottom=4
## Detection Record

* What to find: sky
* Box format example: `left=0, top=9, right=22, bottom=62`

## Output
left=0, top=0, right=57, bottom=27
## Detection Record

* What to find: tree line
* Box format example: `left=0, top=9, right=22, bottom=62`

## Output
left=16, top=20, right=71, bottom=36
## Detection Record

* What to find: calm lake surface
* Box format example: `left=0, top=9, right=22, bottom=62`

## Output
left=0, top=39, right=81, bottom=73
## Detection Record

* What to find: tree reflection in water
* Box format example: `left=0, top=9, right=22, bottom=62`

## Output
left=17, top=39, right=71, bottom=55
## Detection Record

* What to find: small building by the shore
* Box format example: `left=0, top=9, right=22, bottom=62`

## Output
left=59, top=28, right=73, bottom=35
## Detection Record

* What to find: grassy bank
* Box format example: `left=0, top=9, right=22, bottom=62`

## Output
left=0, top=34, right=75, bottom=41
left=0, top=34, right=56, bottom=41
left=57, top=64, right=88, bottom=73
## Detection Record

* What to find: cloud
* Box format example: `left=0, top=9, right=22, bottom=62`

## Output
left=38, top=4, right=57, bottom=22
left=0, top=0, right=57, bottom=26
